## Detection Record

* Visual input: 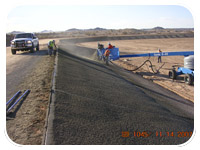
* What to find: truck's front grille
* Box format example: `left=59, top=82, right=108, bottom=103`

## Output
left=15, top=40, right=26, bottom=47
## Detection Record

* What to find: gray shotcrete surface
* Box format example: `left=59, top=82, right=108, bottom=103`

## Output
left=45, top=37, right=194, bottom=145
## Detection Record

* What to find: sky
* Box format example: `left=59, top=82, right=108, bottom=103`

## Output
left=7, top=5, right=194, bottom=33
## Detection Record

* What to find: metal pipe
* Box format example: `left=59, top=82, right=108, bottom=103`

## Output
left=119, top=51, right=194, bottom=58
left=7, top=90, right=30, bottom=113
left=6, top=90, right=21, bottom=105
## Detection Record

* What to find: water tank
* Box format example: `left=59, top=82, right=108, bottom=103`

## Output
left=184, top=55, right=194, bottom=70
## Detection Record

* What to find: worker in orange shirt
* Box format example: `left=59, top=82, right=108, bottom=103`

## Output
left=104, top=42, right=114, bottom=65
left=107, top=43, right=114, bottom=49
left=104, top=49, right=111, bottom=57
left=104, top=49, right=110, bottom=65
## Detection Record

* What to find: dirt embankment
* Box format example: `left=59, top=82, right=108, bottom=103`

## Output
left=6, top=47, right=55, bottom=145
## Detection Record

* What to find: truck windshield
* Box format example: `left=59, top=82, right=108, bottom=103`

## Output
left=15, top=34, right=32, bottom=39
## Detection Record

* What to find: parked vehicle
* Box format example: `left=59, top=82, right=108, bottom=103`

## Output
left=10, top=33, right=39, bottom=54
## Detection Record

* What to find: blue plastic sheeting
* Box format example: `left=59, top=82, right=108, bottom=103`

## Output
left=120, top=51, right=194, bottom=58
left=97, top=47, right=120, bottom=60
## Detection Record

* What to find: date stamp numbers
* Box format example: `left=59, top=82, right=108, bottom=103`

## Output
left=121, top=131, right=193, bottom=138
left=177, top=131, right=193, bottom=137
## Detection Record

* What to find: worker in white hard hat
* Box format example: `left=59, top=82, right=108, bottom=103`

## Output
left=48, top=40, right=57, bottom=56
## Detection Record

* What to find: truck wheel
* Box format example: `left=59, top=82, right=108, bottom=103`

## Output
left=184, top=74, right=194, bottom=85
left=36, top=44, right=39, bottom=51
left=11, top=49, right=16, bottom=55
left=169, top=69, right=176, bottom=79
left=30, top=47, right=34, bottom=53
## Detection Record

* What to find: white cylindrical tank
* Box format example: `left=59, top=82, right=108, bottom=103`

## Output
left=184, top=55, right=194, bottom=70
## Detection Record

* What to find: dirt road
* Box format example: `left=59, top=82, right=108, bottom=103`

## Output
left=6, top=39, right=58, bottom=98
left=6, top=43, right=55, bottom=144
left=6, top=46, right=47, bottom=101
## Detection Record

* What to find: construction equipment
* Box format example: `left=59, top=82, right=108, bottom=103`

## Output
left=97, top=44, right=119, bottom=65
left=97, top=44, right=194, bottom=85
left=119, top=51, right=194, bottom=85
left=169, top=55, right=194, bottom=85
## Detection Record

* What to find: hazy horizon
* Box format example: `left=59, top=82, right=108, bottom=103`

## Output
left=7, top=5, right=194, bottom=33
left=7, top=26, right=194, bottom=34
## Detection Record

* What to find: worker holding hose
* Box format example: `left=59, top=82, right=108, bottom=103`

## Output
left=104, top=43, right=113, bottom=65
left=104, top=48, right=111, bottom=65
left=48, top=40, right=57, bottom=56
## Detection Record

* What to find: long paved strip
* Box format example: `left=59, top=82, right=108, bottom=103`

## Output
left=46, top=45, right=193, bottom=144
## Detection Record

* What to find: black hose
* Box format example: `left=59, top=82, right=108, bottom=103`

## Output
left=112, top=59, right=165, bottom=74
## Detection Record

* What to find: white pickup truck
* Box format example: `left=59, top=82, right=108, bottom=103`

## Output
left=10, top=33, right=39, bottom=54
